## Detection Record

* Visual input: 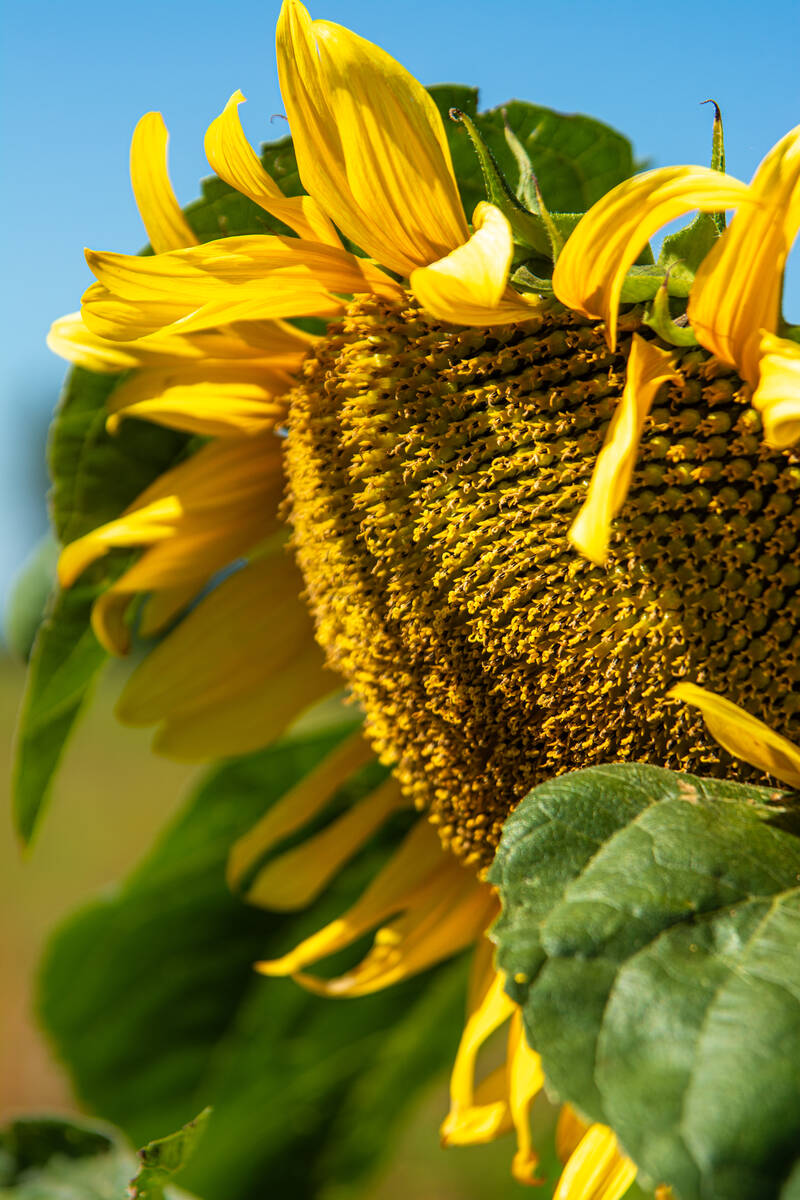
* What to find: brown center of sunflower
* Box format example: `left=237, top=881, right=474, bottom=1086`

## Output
left=284, top=293, right=800, bottom=867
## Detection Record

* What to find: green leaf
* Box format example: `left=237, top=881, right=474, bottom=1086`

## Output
left=490, top=764, right=800, bottom=1200
left=0, top=1115, right=196, bottom=1200
left=38, top=720, right=466, bottom=1200
left=130, top=1110, right=210, bottom=1200
left=3, top=534, right=59, bottom=661
left=12, top=572, right=111, bottom=842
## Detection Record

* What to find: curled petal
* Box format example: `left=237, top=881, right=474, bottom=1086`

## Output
left=750, top=330, right=800, bottom=448
left=442, top=947, right=515, bottom=1147
left=689, top=126, right=800, bottom=384
left=668, top=682, right=800, bottom=789
left=410, top=203, right=541, bottom=326
left=130, top=112, right=198, bottom=252
left=569, top=334, right=679, bottom=564
left=205, top=90, right=340, bottom=246
left=276, top=0, right=468, bottom=275
left=552, top=167, right=752, bottom=349
left=507, top=1009, right=545, bottom=1185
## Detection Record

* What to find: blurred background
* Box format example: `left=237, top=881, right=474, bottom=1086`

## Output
left=1, top=0, right=798, bottom=1192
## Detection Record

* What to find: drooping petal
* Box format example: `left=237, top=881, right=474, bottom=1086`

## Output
left=58, top=434, right=285, bottom=653
left=442, top=945, right=515, bottom=1147
left=227, top=730, right=374, bottom=891
left=82, top=234, right=400, bottom=340
left=129, top=112, right=198, bottom=253
left=295, top=864, right=494, bottom=997
left=205, top=90, right=340, bottom=246
left=668, top=682, right=800, bottom=789
left=554, top=1125, right=637, bottom=1200
left=569, top=334, right=679, bottom=564
left=276, top=0, right=468, bottom=276
left=116, top=551, right=334, bottom=759
left=106, top=363, right=294, bottom=437
left=245, top=777, right=410, bottom=911
left=507, top=1009, right=546, bottom=1185
left=689, top=126, right=800, bottom=384
left=552, top=167, right=752, bottom=349
left=750, top=331, right=800, bottom=448
left=410, top=203, right=541, bottom=326
left=257, top=819, right=447, bottom=974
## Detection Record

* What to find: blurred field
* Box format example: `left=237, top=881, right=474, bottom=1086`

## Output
left=0, top=653, right=565, bottom=1199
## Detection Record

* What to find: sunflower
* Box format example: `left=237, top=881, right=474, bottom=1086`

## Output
left=49, top=0, right=800, bottom=1194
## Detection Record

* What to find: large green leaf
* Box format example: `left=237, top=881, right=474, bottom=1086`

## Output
left=38, top=719, right=466, bottom=1200
left=490, top=764, right=800, bottom=1200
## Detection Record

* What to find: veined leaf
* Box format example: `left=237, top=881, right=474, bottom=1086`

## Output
left=490, top=764, right=800, bottom=1200
left=130, top=1110, right=210, bottom=1200
left=38, top=719, right=466, bottom=1200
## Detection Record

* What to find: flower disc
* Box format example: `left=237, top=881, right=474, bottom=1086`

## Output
left=286, top=294, right=800, bottom=866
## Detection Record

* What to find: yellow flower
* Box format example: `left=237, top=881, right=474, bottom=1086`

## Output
left=49, top=1, right=800, bottom=1194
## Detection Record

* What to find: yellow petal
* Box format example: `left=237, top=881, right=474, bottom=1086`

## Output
left=244, top=776, right=408, bottom=911
left=296, top=867, right=494, bottom=997
left=205, top=90, right=340, bottom=246
left=557, top=1105, right=591, bottom=1164
left=129, top=112, right=198, bottom=253
left=442, top=948, right=515, bottom=1147
left=227, top=730, right=373, bottom=891
left=410, top=202, right=541, bottom=326
left=106, top=363, right=293, bottom=437
left=59, top=435, right=285, bottom=653
left=555, top=1125, right=637, bottom=1200
left=257, top=820, right=447, bottom=976
left=750, top=330, right=800, bottom=448
left=117, top=552, right=333, bottom=759
left=668, top=682, right=800, bottom=789
left=82, top=234, right=400, bottom=340
left=48, top=311, right=312, bottom=375
left=569, top=334, right=679, bottom=564
left=507, top=1008, right=545, bottom=1185
left=552, top=167, right=752, bottom=349
left=276, top=0, right=468, bottom=276
left=689, top=126, right=800, bottom=384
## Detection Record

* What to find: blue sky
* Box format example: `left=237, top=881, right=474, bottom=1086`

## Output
left=1, top=0, right=798, bottom=618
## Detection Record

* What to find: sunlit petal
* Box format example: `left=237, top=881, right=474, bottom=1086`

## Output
left=689, top=126, right=800, bottom=384
left=569, top=334, right=679, bottom=564
left=130, top=112, right=198, bottom=252
left=205, top=90, right=340, bottom=245
left=410, top=202, right=541, bottom=326
left=750, top=330, right=800, bottom=448
left=276, top=0, right=468, bottom=275
left=668, top=682, right=800, bottom=789
left=552, top=167, right=752, bottom=349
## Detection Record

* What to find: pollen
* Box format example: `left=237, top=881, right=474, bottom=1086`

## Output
left=285, top=294, right=800, bottom=867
